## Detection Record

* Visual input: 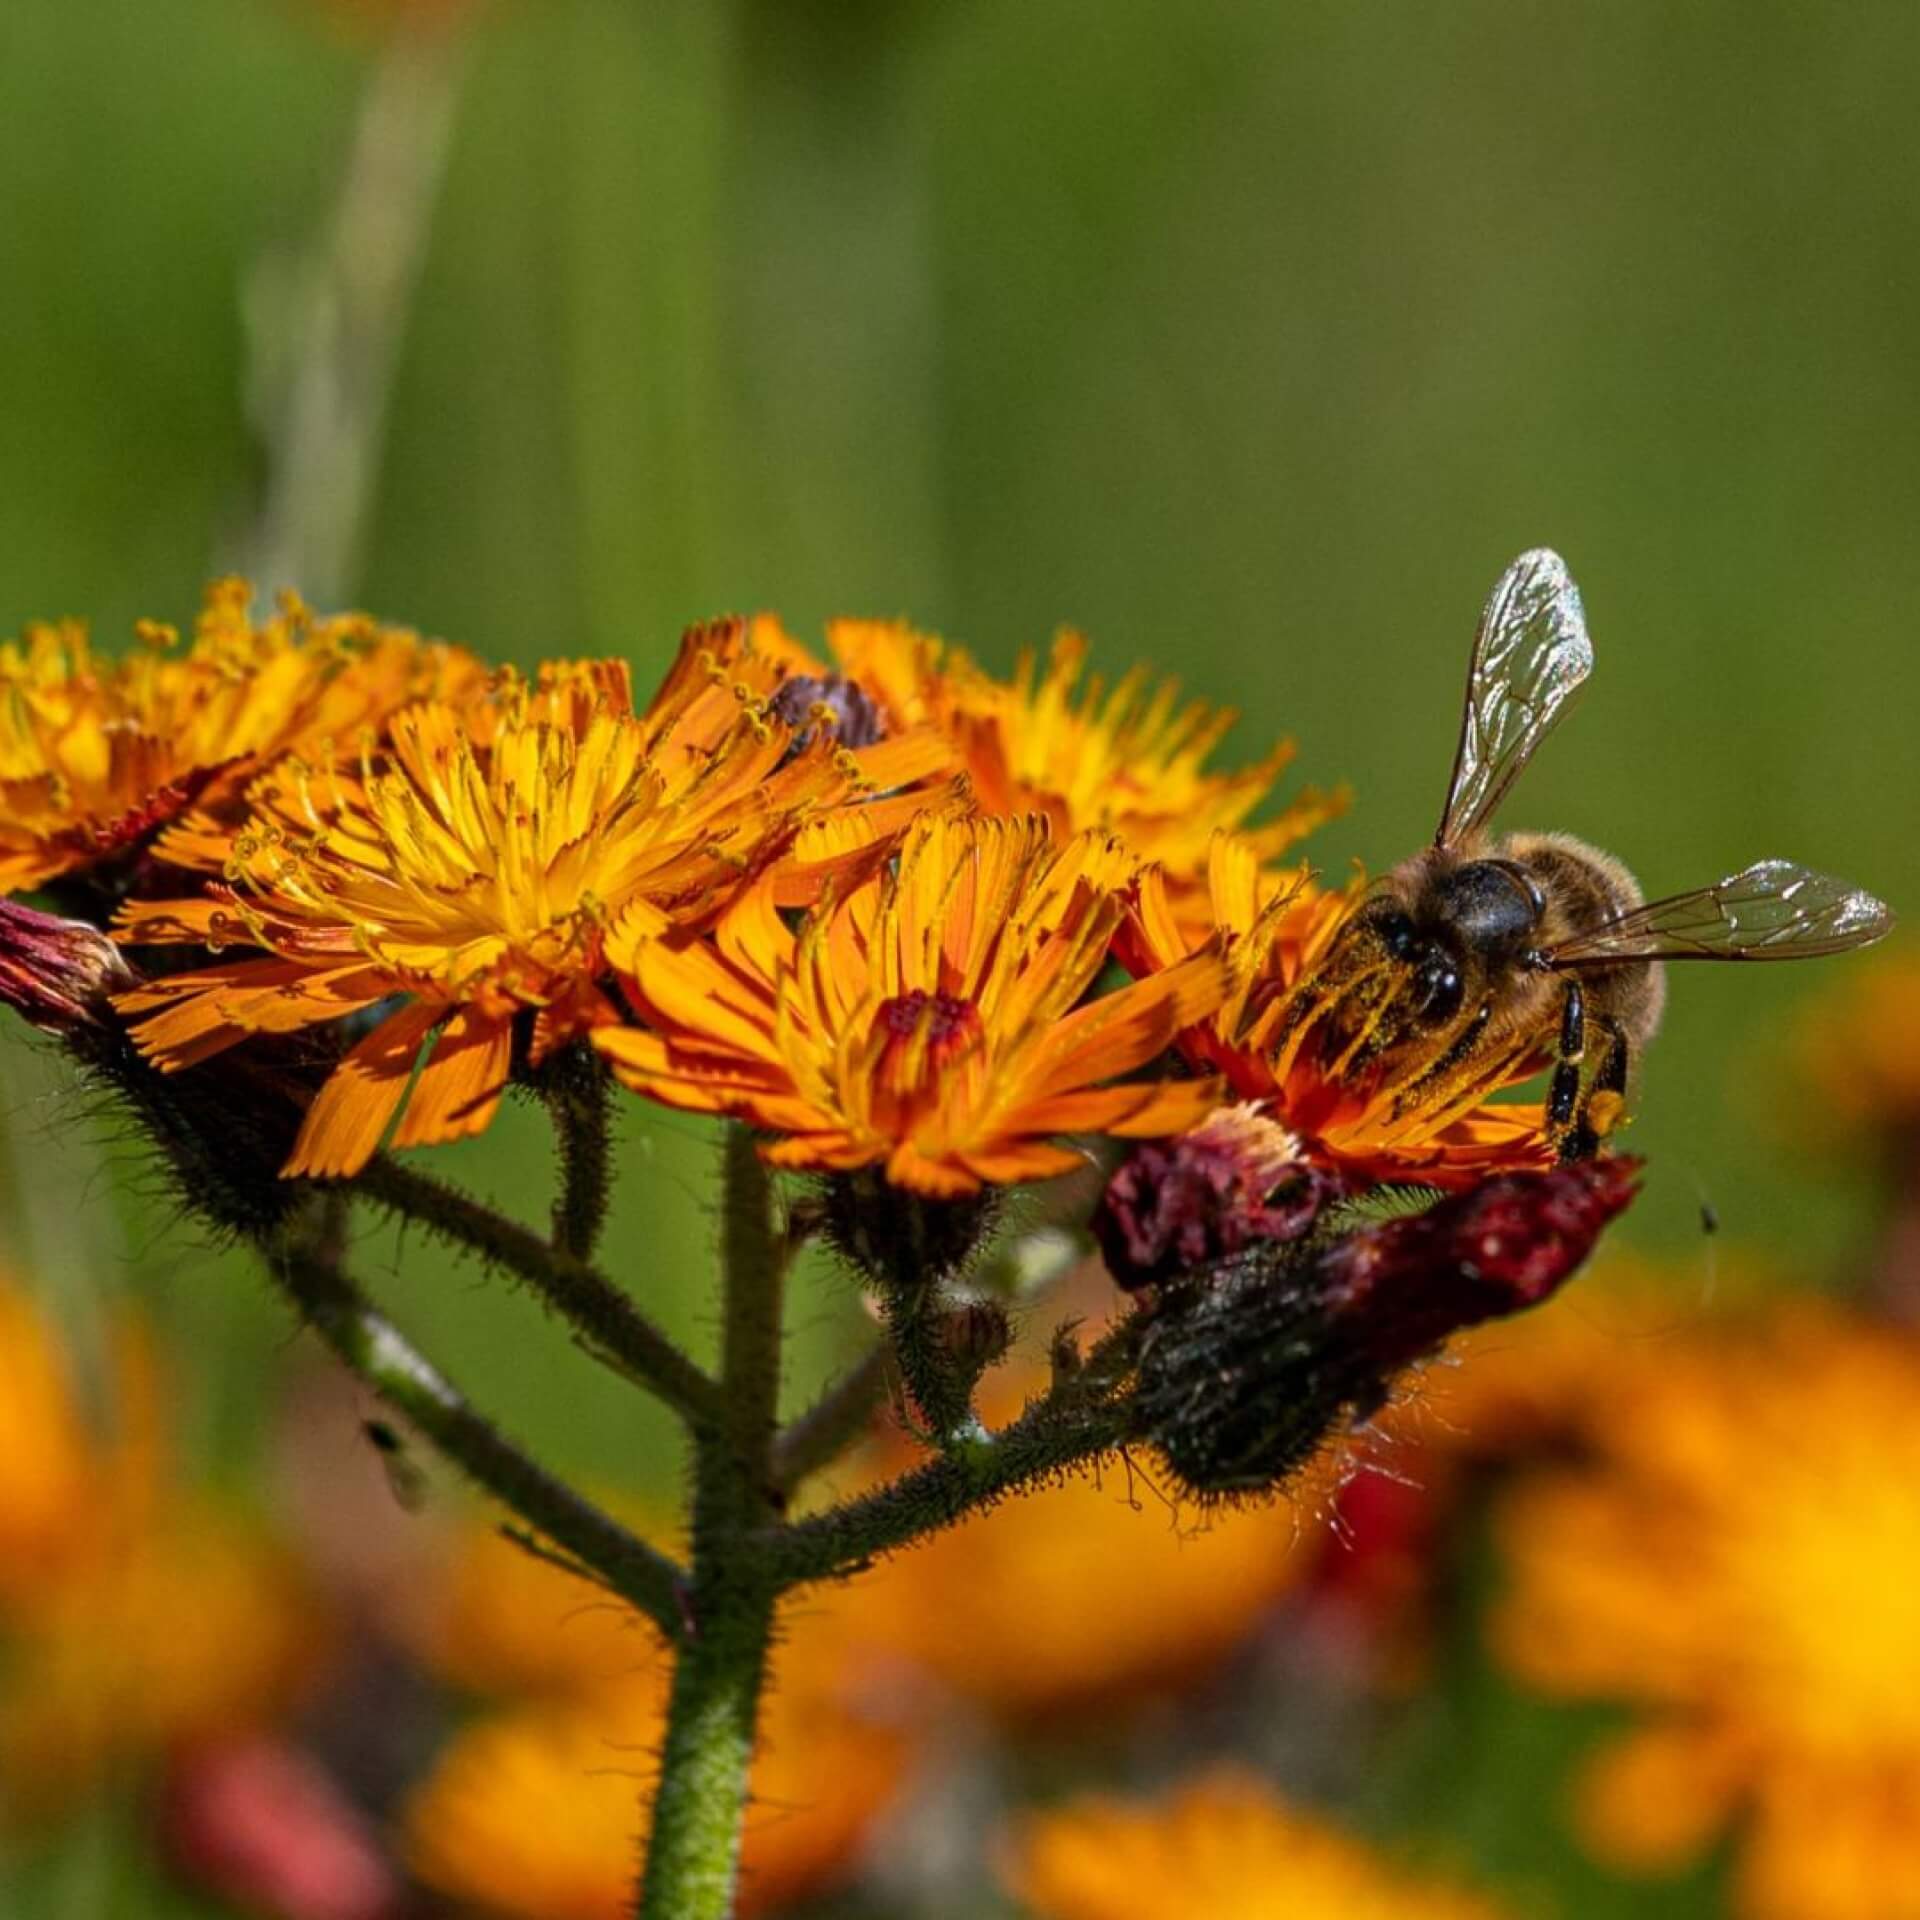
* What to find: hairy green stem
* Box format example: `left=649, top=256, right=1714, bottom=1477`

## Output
left=749, top=1372, right=1137, bottom=1589
left=542, top=1045, right=615, bottom=1260
left=636, top=1549, right=775, bottom=1919
left=354, top=1154, right=722, bottom=1427
left=718, top=1128, right=786, bottom=1474
left=637, top=1130, right=785, bottom=1920
left=270, top=1232, right=690, bottom=1641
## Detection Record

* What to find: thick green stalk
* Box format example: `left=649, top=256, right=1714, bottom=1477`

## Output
left=635, top=1479, right=776, bottom=1918
left=749, top=1327, right=1143, bottom=1588
left=637, top=1130, right=785, bottom=1919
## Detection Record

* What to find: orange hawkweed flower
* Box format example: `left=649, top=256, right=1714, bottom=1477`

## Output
left=758, top=616, right=1345, bottom=906
left=1002, top=1771, right=1521, bottom=1920
left=114, top=624, right=937, bottom=1179
left=0, top=580, right=481, bottom=896
left=1492, top=1303, right=1920, bottom=1920
left=1124, top=835, right=1550, bottom=1190
left=596, top=812, right=1231, bottom=1196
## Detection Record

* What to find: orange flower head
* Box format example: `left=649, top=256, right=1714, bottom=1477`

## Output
left=1124, top=833, right=1551, bottom=1190
left=0, top=1274, right=164, bottom=1614
left=796, top=618, right=1345, bottom=907
left=2, top=1501, right=321, bottom=1824
left=0, top=580, right=482, bottom=896
left=597, top=811, right=1232, bottom=1196
left=0, top=1274, right=320, bottom=1823
left=1002, top=1771, right=1522, bottom=1920
left=1491, top=1303, right=1920, bottom=1920
left=114, top=625, right=920, bottom=1179
left=1788, top=943, right=1920, bottom=1153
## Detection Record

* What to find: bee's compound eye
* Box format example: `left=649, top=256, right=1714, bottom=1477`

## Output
left=1372, top=910, right=1417, bottom=959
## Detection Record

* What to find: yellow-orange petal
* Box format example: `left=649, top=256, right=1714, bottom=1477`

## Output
left=1017, top=1078, right=1226, bottom=1140
left=391, top=1007, right=513, bottom=1151
left=283, top=1001, right=443, bottom=1179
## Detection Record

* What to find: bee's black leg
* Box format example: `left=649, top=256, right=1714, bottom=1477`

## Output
left=1565, top=1013, right=1629, bottom=1161
left=1548, top=978, right=1586, bottom=1156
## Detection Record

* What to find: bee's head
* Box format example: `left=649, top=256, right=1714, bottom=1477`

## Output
left=1359, top=856, right=1544, bottom=1030
left=1365, top=902, right=1465, bottom=1025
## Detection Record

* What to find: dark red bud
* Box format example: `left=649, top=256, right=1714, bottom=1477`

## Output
left=0, top=897, right=133, bottom=1036
left=769, top=671, right=887, bottom=755
left=1095, top=1102, right=1336, bottom=1291
left=1320, top=1157, right=1643, bottom=1373
left=1134, top=1158, right=1641, bottom=1502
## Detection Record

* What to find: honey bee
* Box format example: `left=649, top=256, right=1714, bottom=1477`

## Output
left=1289, top=549, right=1895, bottom=1156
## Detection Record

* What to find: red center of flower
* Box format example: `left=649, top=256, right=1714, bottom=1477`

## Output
left=872, top=990, right=983, bottom=1097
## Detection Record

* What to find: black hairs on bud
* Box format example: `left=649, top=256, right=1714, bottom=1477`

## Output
left=1134, top=1160, right=1642, bottom=1502
left=1132, top=1243, right=1364, bottom=1501
left=70, top=1025, right=315, bottom=1245
left=816, top=1166, right=1002, bottom=1292
left=814, top=1167, right=1008, bottom=1440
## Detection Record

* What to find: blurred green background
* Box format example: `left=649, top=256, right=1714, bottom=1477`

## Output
left=1, top=1, right=1915, bottom=1914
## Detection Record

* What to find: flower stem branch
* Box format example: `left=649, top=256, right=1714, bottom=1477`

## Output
left=353, top=1154, right=723, bottom=1428
left=268, top=1227, right=691, bottom=1642
left=750, top=1365, right=1139, bottom=1589
left=769, top=1341, right=891, bottom=1496
left=637, top=1130, right=787, bottom=1920
left=540, top=1045, right=615, bottom=1261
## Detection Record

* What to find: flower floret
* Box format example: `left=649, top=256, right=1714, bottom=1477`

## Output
left=112, top=656, right=902, bottom=1176
left=597, top=812, right=1231, bottom=1195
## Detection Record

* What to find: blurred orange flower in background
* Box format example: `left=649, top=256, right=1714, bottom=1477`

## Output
left=0, top=1271, right=321, bottom=1826
left=793, top=1343, right=1346, bottom=1725
left=1002, top=1771, right=1521, bottom=1920
left=1790, top=944, right=1920, bottom=1151
left=1492, top=1302, right=1920, bottom=1920
left=849, top=1426, right=1331, bottom=1724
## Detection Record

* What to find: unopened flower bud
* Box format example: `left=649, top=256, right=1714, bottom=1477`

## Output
left=1317, top=1156, right=1643, bottom=1375
left=939, top=1298, right=1013, bottom=1373
left=1134, top=1159, right=1640, bottom=1501
left=1094, top=1102, right=1335, bottom=1291
left=819, top=1167, right=1001, bottom=1295
left=0, top=898, right=133, bottom=1036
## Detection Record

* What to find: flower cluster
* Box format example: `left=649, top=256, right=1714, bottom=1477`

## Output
left=0, top=584, right=1567, bottom=1217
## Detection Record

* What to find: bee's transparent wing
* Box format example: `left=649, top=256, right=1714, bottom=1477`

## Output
left=1435, top=549, right=1594, bottom=847
left=1544, top=860, right=1895, bottom=966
